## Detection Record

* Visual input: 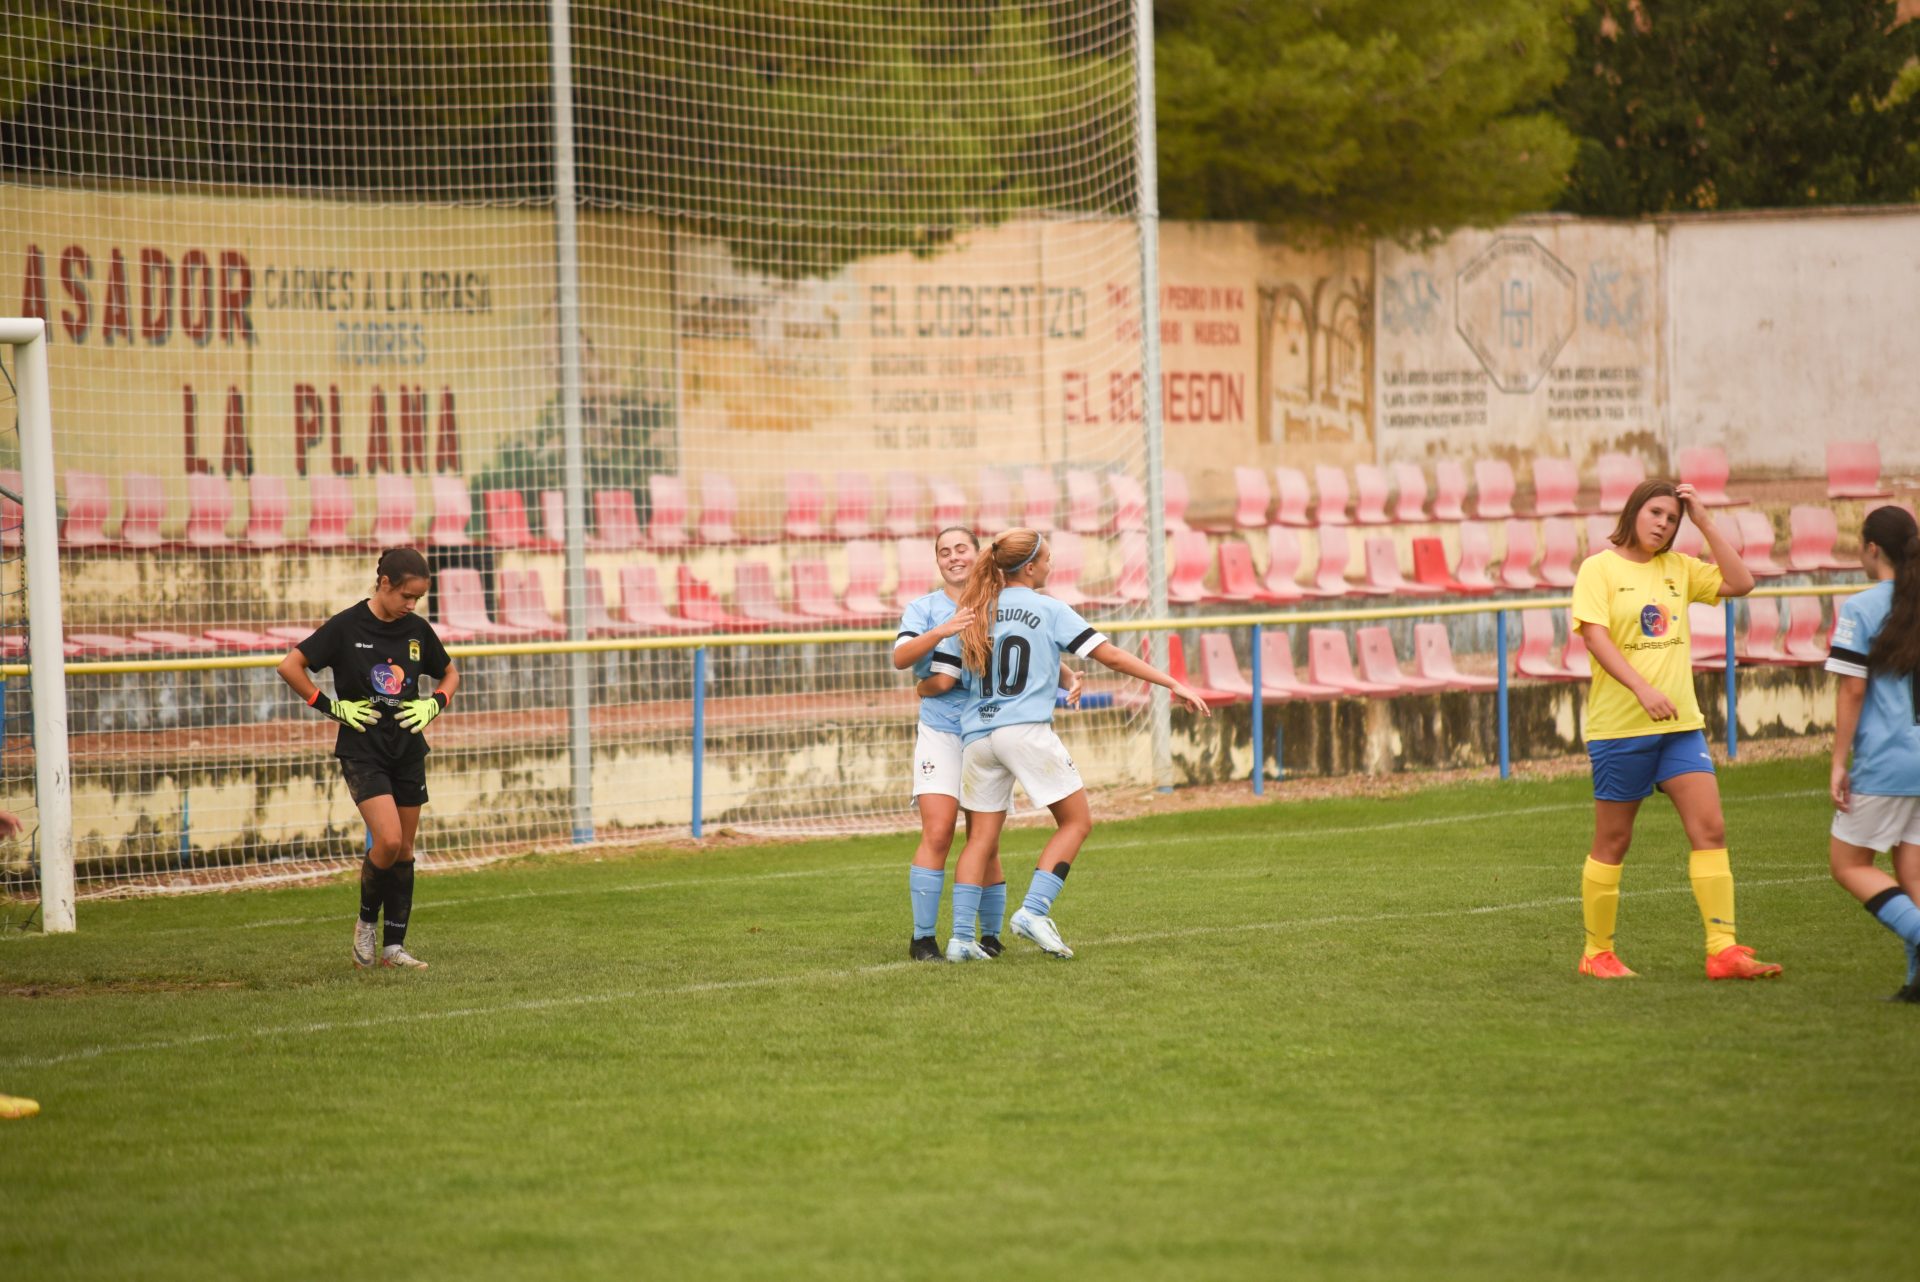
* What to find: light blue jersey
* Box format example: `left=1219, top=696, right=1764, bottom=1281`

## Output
left=896, top=590, right=968, bottom=735
left=1826, top=580, right=1920, bottom=796
left=928, top=585, right=1106, bottom=745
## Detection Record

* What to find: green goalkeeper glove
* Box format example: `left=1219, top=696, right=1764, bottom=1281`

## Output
left=398, top=690, right=449, bottom=734
left=308, top=690, right=381, bottom=732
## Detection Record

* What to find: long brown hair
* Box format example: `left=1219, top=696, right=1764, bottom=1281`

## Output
left=956, top=527, right=1042, bottom=675
left=1609, top=479, right=1681, bottom=554
left=1864, top=505, right=1920, bottom=675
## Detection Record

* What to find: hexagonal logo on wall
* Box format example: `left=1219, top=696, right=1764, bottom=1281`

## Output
left=1454, top=237, right=1577, bottom=394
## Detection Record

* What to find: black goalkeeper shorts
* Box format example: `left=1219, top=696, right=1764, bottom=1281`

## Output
left=339, top=756, right=429, bottom=808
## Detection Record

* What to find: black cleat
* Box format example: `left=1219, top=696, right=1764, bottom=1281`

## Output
left=909, top=935, right=942, bottom=962
left=978, top=935, right=1004, bottom=958
left=1884, top=982, right=1920, bottom=1004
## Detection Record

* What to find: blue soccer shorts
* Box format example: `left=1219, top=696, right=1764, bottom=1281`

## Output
left=1586, top=728, right=1715, bottom=802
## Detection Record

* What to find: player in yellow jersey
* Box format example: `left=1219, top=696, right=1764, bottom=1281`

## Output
left=1569, top=479, right=1782, bottom=981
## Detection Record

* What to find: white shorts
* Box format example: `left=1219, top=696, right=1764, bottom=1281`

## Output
left=910, top=724, right=964, bottom=804
left=1831, top=793, right=1920, bottom=852
left=960, top=722, right=1085, bottom=813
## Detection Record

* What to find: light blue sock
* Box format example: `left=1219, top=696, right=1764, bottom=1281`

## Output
left=1865, top=890, right=1920, bottom=985
left=950, top=883, right=983, bottom=943
left=909, top=866, right=944, bottom=940
left=979, top=882, right=1007, bottom=938
left=1021, top=868, right=1066, bottom=918
left=1908, top=941, right=1919, bottom=988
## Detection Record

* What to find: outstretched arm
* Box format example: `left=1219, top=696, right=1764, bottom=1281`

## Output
left=1087, top=640, right=1211, bottom=716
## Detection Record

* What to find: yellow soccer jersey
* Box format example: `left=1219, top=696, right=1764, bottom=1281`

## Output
left=1570, top=549, right=1724, bottom=741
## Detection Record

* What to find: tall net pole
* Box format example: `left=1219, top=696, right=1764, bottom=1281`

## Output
left=1133, top=0, right=1172, bottom=789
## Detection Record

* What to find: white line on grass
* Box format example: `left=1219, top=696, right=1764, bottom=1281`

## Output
left=3, top=874, right=1829, bottom=1072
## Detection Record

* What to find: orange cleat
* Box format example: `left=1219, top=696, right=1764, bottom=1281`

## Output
left=1578, top=950, right=1638, bottom=979
left=1705, top=944, right=1783, bottom=981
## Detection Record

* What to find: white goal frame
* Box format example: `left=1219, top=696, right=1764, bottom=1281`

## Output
left=4, top=317, right=74, bottom=933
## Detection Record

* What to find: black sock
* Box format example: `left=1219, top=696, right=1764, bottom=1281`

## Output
left=382, top=861, right=415, bottom=949
left=358, top=857, right=385, bottom=925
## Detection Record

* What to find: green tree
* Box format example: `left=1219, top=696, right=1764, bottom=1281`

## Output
left=1555, top=0, right=1920, bottom=215
left=1153, top=0, right=1582, bottom=240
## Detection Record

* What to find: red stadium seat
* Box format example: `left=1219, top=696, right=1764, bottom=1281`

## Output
left=928, top=476, right=970, bottom=532
left=428, top=476, right=473, bottom=548
left=1734, top=510, right=1786, bottom=578
left=1561, top=627, right=1592, bottom=680
left=1107, top=532, right=1150, bottom=604
left=499, top=568, right=567, bottom=638
left=975, top=467, right=1015, bottom=533
left=1391, top=463, right=1430, bottom=523
left=1161, top=634, right=1240, bottom=707
left=1305, top=524, right=1358, bottom=598
left=66, top=632, right=159, bottom=658
left=587, top=488, right=643, bottom=551
left=735, top=560, right=815, bottom=627
left=843, top=541, right=895, bottom=623
left=1672, top=514, right=1707, bottom=559
left=1352, top=465, right=1393, bottom=525
left=371, top=474, right=416, bottom=548
left=1735, top=597, right=1791, bottom=666
left=1061, top=469, right=1103, bottom=535
left=1454, top=521, right=1498, bottom=592
left=1473, top=460, right=1518, bottom=520
left=1585, top=514, right=1616, bottom=558
left=120, top=473, right=167, bottom=548
left=1210, top=538, right=1283, bottom=605
left=1531, top=457, right=1582, bottom=517
left=1787, top=505, right=1852, bottom=572
left=1106, top=473, right=1147, bottom=533
left=1271, top=466, right=1312, bottom=527
left=646, top=474, right=691, bottom=549
left=1256, top=629, right=1342, bottom=700
left=677, top=566, right=765, bottom=631
left=1596, top=452, right=1645, bottom=513
left=62, top=472, right=112, bottom=547
left=430, top=568, right=535, bottom=640
left=883, top=471, right=925, bottom=538
left=482, top=489, right=538, bottom=550
left=1432, top=460, right=1469, bottom=522
left=1020, top=467, right=1058, bottom=533
left=130, top=629, right=219, bottom=654
left=833, top=471, right=876, bottom=540
left=1313, top=465, right=1351, bottom=525
left=1516, top=610, right=1580, bottom=681
left=893, top=537, right=937, bottom=607
left=245, top=474, right=292, bottom=549
left=784, top=471, right=828, bottom=541
left=1499, top=519, right=1539, bottom=590
left=1361, top=535, right=1440, bottom=596
left=539, top=489, right=569, bottom=549
left=583, top=567, right=651, bottom=637
left=1163, top=469, right=1191, bottom=532
left=305, top=475, right=355, bottom=549
left=1539, top=518, right=1579, bottom=588
left=616, top=564, right=711, bottom=633
left=1782, top=595, right=1828, bottom=662
left=1194, top=632, right=1257, bottom=701
left=697, top=472, right=742, bottom=544
left=1231, top=466, right=1272, bottom=528
left=1412, top=622, right=1499, bottom=692
left=1047, top=531, right=1107, bottom=610
left=1259, top=526, right=1307, bottom=602
left=1355, top=626, right=1449, bottom=692
left=1168, top=529, right=1212, bottom=605
left=1827, top=440, right=1892, bottom=500
left=184, top=474, right=235, bottom=548
left=1677, top=445, right=1746, bottom=507
left=1306, top=627, right=1398, bottom=695
left=0, top=469, right=22, bottom=549
left=1689, top=602, right=1728, bottom=671
left=1409, top=536, right=1473, bottom=595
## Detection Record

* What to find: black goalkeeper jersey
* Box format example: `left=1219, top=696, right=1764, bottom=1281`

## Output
left=297, top=601, right=451, bottom=764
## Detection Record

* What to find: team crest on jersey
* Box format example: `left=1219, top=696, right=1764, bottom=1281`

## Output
left=920, top=759, right=936, bottom=777
left=1663, top=577, right=1680, bottom=599
left=409, top=639, right=421, bottom=661
left=1639, top=604, right=1670, bottom=638
left=370, top=662, right=405, bottom=696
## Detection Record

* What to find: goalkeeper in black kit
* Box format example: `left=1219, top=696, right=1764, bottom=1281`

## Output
left=277, top=547, right=460, bottom=970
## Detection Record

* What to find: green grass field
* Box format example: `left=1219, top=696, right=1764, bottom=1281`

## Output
left=4, top=754, right=1917, bottom=1281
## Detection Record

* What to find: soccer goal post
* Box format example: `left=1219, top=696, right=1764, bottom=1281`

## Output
left=2, top=317, right=74, bottom=933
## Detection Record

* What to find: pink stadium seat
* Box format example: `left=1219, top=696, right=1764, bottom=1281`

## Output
left=1827, top=441, right=1892, bottom=500
left=305, top=475, right=354, bottom=549
left=833, top=471, right=876, bottom=540
left=1596, top=452, right=1645, bottom=513
left=646, top=474, right=691, bottom=549
left=1107, top=532, right=1150, bottom=604
left=1168, top=529, right=1212, bottom=605
left=1561, top=627, right=1592, bottom=680
left=1672, top=514, right=1706, bottom=560
left=120, top=473, right=166, bottom=548
left=1454, top=521, right=1498, bottom=592
left=1256, top=629, right=1343, bottom=700
left=1046, top=530, right=1093, bottom=609
left=1107, top=474, right=1147, bottom=533
left=198, top=628, right=278, bottom=652
left=1498, top=519, right=1539, bottom=590
left=1063, top=469, right=1104, bottom=534
left=1735, top=597, right=1809, bottom=667
left=975, top=467, right=1015, bottom=532
left=1677, top=445, right=1746, bottom=507
left=1259, top=526, right=1307, bottom=602
left=1355, top=626, right=1449, bottom=692
left=1787, top=505, right=1851, bottom=572
left=1164, top=469, right=1191, bottom=532
left=1734, top=510, right=1785, bottom=577
left=1231, top=466, right=1272, bottom=528
left=1210, top=539, right=1279, bottom=605
left=844, top=541, right=895, bottom=623
left=1432, top=460, right=1469, bottom=522
left=499, top=568, right=567, bottom=638
left=1689, top=602, right=1728, bottom=670
left=1391, top=463, right=1430, bottom=523
left=1305, top=524, right=1356, bottom=598
left=928, top=477, right=970, bottom=532
left=1412, top=622, right=1499, bottom=692
left=893, top=537, right=937, bottom=607
left=1516, top=610, right=1579, bottom=681
left=1783, top=596, right=1828, bottom=662
left=587, top=488, right=643, bottom=551
left=883, top=471, right=925, bottom=538
left=1473, top=460, right=1518, bottom=520
left=539, top=489, right=569, bottom=549
left=697, top=472, right=742, bottom=544
left=1313, top=465, right=1351, bottom=525
left=1353, top=465, right=1393, bottom=525
left=582, top=567, right=650, bottom=637
left=1195, top=632, right=1257, bottom=701
left=1272, top=466, right=1313, bottom=527
left=1306, top=627, right=1398, bottom=696
left=371, top=474, right=415, bottom=548
left=1361, top=535, right=1440, bottom=596
left=616, top=564, right=711, bottom=633
left=183, top=474, right=234, bottom=548
left=677, top=565, right=764, bottom=631
left=1538, top=518, right=1579, bottom=588
left=437, top=567, right=536, bottom=640
left=427, top=475, right=472, bottom=548
left=790, top=560, right=846, bottom=624
left=66, top=632, right=159, bottom=658
left=785, top=471, right=828, bottom=541
left=735, top=560, right=814, bottom=627
left=1161, top=634, right=1240, bottom=707
left=0, top=469, right=22, bottom=549
left=482, top=489, right=538, bottom=550
left=1020, top=468, right=1058, bottom=533
left=1585, top=514, right=1616, bottom=558
left=1531, top=457, right=1581, bottom=517
left=130, top=629, right=218, bottom=654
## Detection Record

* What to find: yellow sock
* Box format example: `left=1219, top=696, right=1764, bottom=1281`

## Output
left=1689, top=848, right=1737, bottom=954
left=1581, top=856, right=1624, bottom=958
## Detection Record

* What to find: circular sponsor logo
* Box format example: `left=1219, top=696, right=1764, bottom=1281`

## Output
left=1639, top=604, right=1668, bottom=638
left=370, top=662, right=405, bottom=696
